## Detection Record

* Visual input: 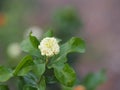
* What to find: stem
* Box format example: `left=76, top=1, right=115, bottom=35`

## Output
left=45, top=57, right=49, bottom=65
left=37, top=56, right=49, bottom=90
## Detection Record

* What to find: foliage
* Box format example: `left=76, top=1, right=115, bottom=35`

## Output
left=0, top=30, right=106, bottom=90
left=82, top=70, right=106, bottom=90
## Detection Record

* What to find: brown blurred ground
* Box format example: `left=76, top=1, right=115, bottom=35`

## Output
left=25, top=0, right=120, bottom=90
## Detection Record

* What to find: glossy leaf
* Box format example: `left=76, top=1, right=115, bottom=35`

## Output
left=60, top=37, right=85, bottom=54
left=29, top=32, right=40, bottom=49
left=0, top=66, right=13, bottom=82
left=82, top=70, right=106, bottom=90
left=54, top=64, right=76, bottom=87
left=48, top=37, right=85, bottom=68
left=13, top=55, right=34, bottom=76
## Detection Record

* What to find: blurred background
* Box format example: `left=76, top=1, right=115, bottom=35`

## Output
left=0, top=0, right=120, bottom=90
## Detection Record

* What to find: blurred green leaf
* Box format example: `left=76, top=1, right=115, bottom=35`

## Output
left=54, top=8, right=81, bottom=29
left=29, top=32, right=40, bottom=49
left=53, top=7, right=83, bottom=42
left=0, top=66, right=13, bottom=82
left=0, top=85, right=9, bottom=90
left=13, top=55, right=34, bottom=76
left=38, top=76, right=46, bottom=90
left=54, top=64, right=76, bottom=87
left=82, top=70, right=106, bottom=90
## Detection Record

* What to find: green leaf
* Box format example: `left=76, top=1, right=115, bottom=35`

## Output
left=32, top=62, right=45, bottom=79
left=16, top=66, right=32, bottom=76
left=29, top=32, right=40, bottom=49
left=48, top=37, right=85, bottom=68
left=0, top=66, right=13, bottom=82
left=54, top=64, right=76, bottom=87
left=38, top=76, right=46, bottom=90
left=0, top=85, right=9, bottom=90
left=21, top=38, right=40, bottom=57
left=13, top=55, right=34, bottom=76
left=60, top=37, right=85, bottom=54
left=23, top=73, right=37, bottom=87
left=82, top=70, right=106, bottom=90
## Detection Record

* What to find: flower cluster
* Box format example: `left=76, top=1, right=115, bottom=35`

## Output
left=38, top=37, right=60, bottom=57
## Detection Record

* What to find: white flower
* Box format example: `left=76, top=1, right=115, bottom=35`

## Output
left=7, top=43, right=21, bottom=58
left=38, top=37, right=60, bottom=57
